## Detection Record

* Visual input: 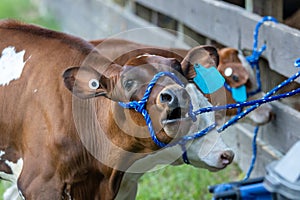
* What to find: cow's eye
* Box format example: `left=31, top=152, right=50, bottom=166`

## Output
left=124, top=79, right=135, bottom=91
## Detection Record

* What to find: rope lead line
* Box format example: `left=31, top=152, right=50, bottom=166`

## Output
left=119, top=57, right=300, bottom=148
left=246, top=16, right=278, bottom=97
left=218, top=62, right=300, bottom=132
left=243, top=126, right=259, bottom=181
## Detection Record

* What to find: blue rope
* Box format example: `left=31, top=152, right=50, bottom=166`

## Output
left=243, top=126, right=259, bottom=181
left=119, top=59, right=300, bottom=143
left=223, top=17, right=278, bottom=98
left=118, top=71, right=216, bottom=150
left=118, top=58, right=300, bottom=167
left=239, top=58, right=300, bottom=180
left=246, top=16, right=278, bottom=97
left=190, top=57, right=300, bottom=132
left=167, top=123, right=217, bottom=164
left=193, top=74, right=300, bottom=116
left=218, top=63, right=300, bottom=132
left=119, top=71, right=185, bottom=148
left=210, top=17, right=299, bottom=199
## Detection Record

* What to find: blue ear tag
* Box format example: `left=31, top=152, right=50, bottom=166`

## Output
left=193, top=64, right=225, bottom=94
left=231, top=85, right=247, bottom=102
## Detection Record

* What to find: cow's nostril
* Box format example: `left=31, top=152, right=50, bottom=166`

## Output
left=232, top=74, right=239, bottom=82
left=220, top=150, right=234, bottom=165
left=160, top=91, right=173, bottom=104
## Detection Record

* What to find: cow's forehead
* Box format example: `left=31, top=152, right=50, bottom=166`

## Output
left=127, top=54, right=175, bottom=68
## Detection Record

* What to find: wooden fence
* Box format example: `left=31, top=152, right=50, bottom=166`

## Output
left=43, top=0, right=300, bottom=177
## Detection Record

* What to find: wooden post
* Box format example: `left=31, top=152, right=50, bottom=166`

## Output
left=245, top=0, right=253, bottom=12
left=253, top=0, right=283, bottom=21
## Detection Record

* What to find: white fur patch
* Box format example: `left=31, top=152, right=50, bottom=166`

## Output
left=0, top=150, right=5, bottom=157
left=0, top=159, right=23, bottom=182
left=3, top=184, right=24, bottom=200
left=136, top=54, right=157, bottom=59
left=0, top=46, right=27, bottom=86
left=0, top=157, right=24, bottom=200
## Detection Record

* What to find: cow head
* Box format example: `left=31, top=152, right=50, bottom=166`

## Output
left=180, top=46, right=273, bottom=125
left=63, top=54, right=194, bottom=146
left=218, top=48, right=252, bottom=91
left=218, top=48, right=274, bottom=124
left=62, top=49, right=234, bottom=172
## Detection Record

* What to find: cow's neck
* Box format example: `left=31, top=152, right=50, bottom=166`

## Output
left=115, top=144, right=185, bottom=199
left=72, top=96, right=157, bottom=166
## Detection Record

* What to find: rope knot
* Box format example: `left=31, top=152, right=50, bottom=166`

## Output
left=135, top=101, right=145, bottom=113
left=246, top=45, right=266, bottom=66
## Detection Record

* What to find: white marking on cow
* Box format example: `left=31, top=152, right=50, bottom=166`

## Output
left=0, top=159, right=23, bottom=182
left=136, top=54, right=157, bottom=59
left=3, top=184, right=24, bottom=200
left=0, top=46, right=28, bottom=86
left=0, top=150, right=5, bottom=158
left=0, top=158, right=24, bottom=200
left=33, top=89, right=38, bottom=93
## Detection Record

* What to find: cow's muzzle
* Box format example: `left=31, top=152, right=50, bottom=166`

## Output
left=158, top=86, right=191, bottom=126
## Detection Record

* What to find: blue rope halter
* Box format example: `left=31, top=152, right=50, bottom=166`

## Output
left=118, top=71, right=216, bottom=164
left=119, top=71, right=185, bottom=148
left=118, top=56, right=300, bottom=165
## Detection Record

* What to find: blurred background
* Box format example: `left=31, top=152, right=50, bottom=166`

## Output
left=1, top=0, right=300, bottom=199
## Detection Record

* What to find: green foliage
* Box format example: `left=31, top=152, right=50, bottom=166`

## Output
left=0, top=0, right=59, bottom=30
left=0, top=181, right=7, bottom=200
left=0, top=184, right=3, bottom=200
left=0, top=164, right=241, bottom=200
left=136, top=164, right=242, bottom=200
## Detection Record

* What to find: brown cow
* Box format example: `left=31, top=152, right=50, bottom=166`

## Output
left=91, top=38, right=273, bottom=125
left=0, top=20, right=233, bottom=200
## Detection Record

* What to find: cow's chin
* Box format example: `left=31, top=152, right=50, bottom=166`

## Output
left=206, top=165, right=227, bottom=172
left=189, top=161, right=228, bottom=172
left=161, top=117, right=193, bottom=139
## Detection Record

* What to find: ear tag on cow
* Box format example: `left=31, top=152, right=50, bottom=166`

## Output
left=89, top=79, right=100, bottom=90
left=193, top=64, right=225, bottom=94
left=231, top=85, right=247, bottom=102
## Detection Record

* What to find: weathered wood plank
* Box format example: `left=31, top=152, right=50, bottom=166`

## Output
left=222, top=123, right=283, bottom=177
left=261, top=101, right=300, bottom=153
left=44, top=0, right=189, bottom=48
left=252, top=0, right=283, bottom=21
left=136, top=0, right=300, bottom=81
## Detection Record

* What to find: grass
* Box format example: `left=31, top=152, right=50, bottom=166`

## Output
left=0, top=164, right=242, bottom=200
left=136, top=164, right=242, bottom=200
left=0, top=0, right=59, bottom=30
left=0, top=183, right=5, bottom=200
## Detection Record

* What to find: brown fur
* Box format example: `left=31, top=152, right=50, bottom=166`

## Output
left=0, top=20, right=196, bottom=199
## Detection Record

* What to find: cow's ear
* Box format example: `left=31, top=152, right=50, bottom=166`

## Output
left=63, top=66, right=112, bottom=99
left=218, top=48, right=240, bottom=64
left=181, top=46, right=219, bottom=80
